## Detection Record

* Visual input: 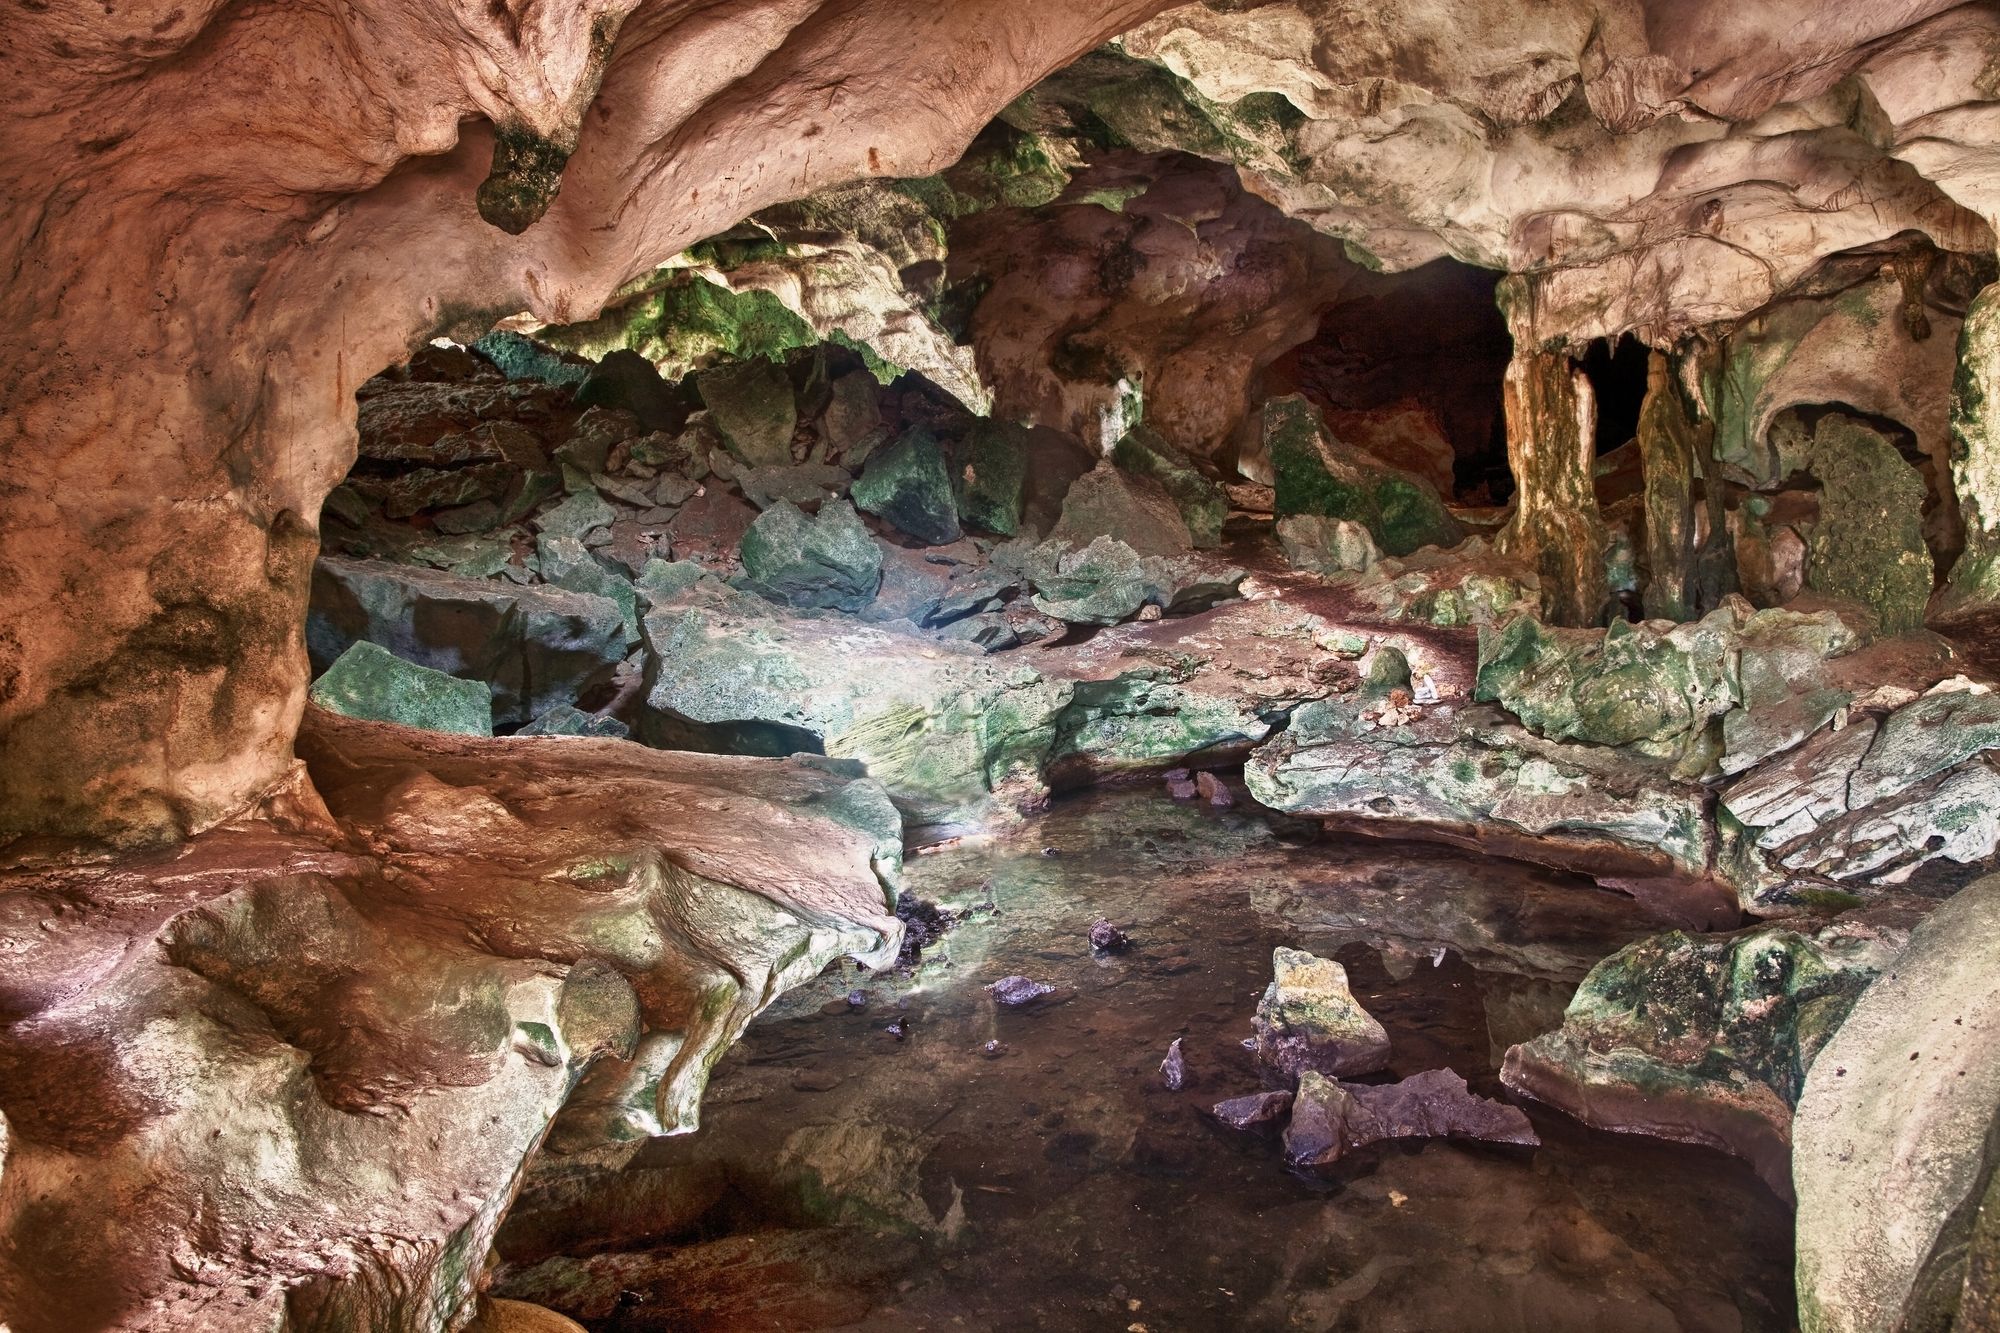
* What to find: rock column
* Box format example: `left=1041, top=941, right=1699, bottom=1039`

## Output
left=1942, top=279, right=2000, bottom=616
left=1495, top=287, right=1610, bottom=625
left=1635, top=348, right=1713, bottom=621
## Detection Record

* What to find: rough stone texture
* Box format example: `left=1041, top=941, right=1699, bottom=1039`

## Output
left=1251, top=947, right=1392, bottom=1080
left=954, top=419, right=1031, bottom=536
left=1501, top=908, right=1916, bottom=1196
left=1945, top=282, right=2000, bottom=613
left=697, top=359, right=798, bottom=469
left=1800, top=415, right=1938, bottom=635
left=1049, top=462, right=1194, bottom=558
left=851, top=427, right=963, bottom=546
left=1496, top=343, right=1610, bottom=627
left=308, top=640, right=495, bottom=737
left=1284, top=1069, right=1540, bottom=1167
left=1266, top=395, right=1463, bottom=558
left=1795, top=875, right=2000, bottom=1333
left=1636, top=351, right=1707, bottom=622
left=0, top=708, right=900, bottom=1333
left=738, top=499, right=884, bottom=612
left=1277, top=515, right=1380, bottom=577
left=309, top=556, right=630, bottom=732
left=1110, top=425, right=1229, bottom=549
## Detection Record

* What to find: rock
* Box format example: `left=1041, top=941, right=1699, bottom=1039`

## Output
left=531, top=488, right=616, bottom=541
left=1284, top=1069, right=1540, bottom=1167
left=1265, top=395, right=1462, bottom=557
left=955, top=418, right=1030, bottom=536
left=1088, top=919, right=1130, bottom=952
left=1137, top=552, right=1248, bottom=615
left=1804, top=414, right=1935, bottom=635
left=1502, top=909, right=1915, bottom=1195
left=1322, top=401, right=1458, bottom=495
left=1794, top=875, right=2000, bottom=1333
left=517, top=703, right=630, bottom=739
left=852, top=426, right=963, bottom=545
left=1195, top=772, right=1232, bottom=806
left=308, top=640, right=494, bottom=736
left=1494, top=344, right=1610, bottom=626
left=1112, top=425, right=1228, bottom=548
left=698, top=358, right=798, bottom=468
left=536, top=535, right=641, bottom=646
left=1337, top=538, right=1540, bottom=627
left=475, top=331, right=592, bottom=387
left=988, top=975, right=1055, bottom=1007
left=1028, top=536, right=1150, bottom=625
left=1278, top=514, right=1380, bottom=575
left=739, top=498, right=883, bottom=611
left=1164, top=769, right=1198, bottom=799
left=467, top=1299, right=589, bottom=1333
left=554, top=406, right=640, bottom=475
left=1049, top=461, right=1194, bottom=558
left=575, top=349, right=685, bottom=433
left=634, top=558, right=711, bottom=607
left=1160, top=1037, right=1188, bottom=1090
left=819, top=369, right=887, bottom=461
left=1251, top=947, right=1391, bottom=1080
left=308, top=556, right=628, bottom=730
left=1212, top=1090, right=1294, bottom=1130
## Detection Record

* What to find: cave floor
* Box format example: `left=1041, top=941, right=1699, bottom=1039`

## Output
left=497, top=786, right=1796, bottom=1332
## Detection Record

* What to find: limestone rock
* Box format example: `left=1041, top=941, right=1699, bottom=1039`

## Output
left=308, top=640, right=494, bottom=736
left=1501, top=909, right=1916, bottom=1195
left=1266, top=395, right=1462, bottom=559
left=955, top=418, right=1031, bottom=536
left=1278, top=514, right=1380, bottom=576
left=698, top=359, right=798, bottom=468
left=1049, top=462, right=1194, bottom=558
left=1212, top=1090, right=1295, bottom=1130
left=1251, top=947, right=1391, bottom=1080
left=739, top=499, right=883, bottom=612
left=308, top=556, right=628, bottom=731
left=0, top=709, right=900, bottom=1331
left=1795, top=875, right=2000, bottom=1333
left=1285, top=1069, right=1539, bottom=1167
left=517, top=703, right=630, bottom=739
left=852, top=427, right=962, bottom=546
left=1111, top=425, right=1228, bottom=549
left=1028, top=536, right=1150, bottom=626
left=1804, top=414, right=1935, bottom=635
left=575, top=349, right=685, bottom=433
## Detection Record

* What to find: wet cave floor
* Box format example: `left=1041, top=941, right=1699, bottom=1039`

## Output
left=498, top=785, right=1796, bottom=1333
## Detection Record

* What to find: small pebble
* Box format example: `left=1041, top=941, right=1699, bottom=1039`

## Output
left=982, top=1039, right=1006, bottom=1059
left=1041, top=846, right=1061, bottom=858
left=846, top=989, right=869, bottom=1009
left=884, top=1019, right=908, bottom=1040
left=1195, top=772, right=1233, bottom=807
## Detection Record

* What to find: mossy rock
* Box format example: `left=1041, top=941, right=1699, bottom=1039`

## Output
left=1264, top=396, right=1461, bottom=557
left=955, top=419, right=1030, bottom=536
left=739, top=499, right=883, bottom=611
left=309, top=641, right=493, bottom=736
left=1804, top=415, right=1934, bottom=635
left=852, top=427, right=961, bottom=546
left=1112, top=426, right=1228, bottom=549
left=698, top=358, right=799, bottom=469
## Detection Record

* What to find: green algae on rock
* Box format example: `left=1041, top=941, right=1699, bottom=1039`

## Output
left=1501, top=907, right=1916, bottom=1196
left=1252, top=946, right=1392, bottom=1080
left=954, top=418, right=1031, bottom=536
left=1112, top=425, right=1228, bottom=549
left=1264, top=395, right=1462, bottom=558
left=309, top=640, right=494, bottom=736
left=1803, top=414, right=1935, bottom=635
left=851, top=427, right=962, bottom=545
left=698, top=358, right=798, bottom=468
left=739, top=499, right=883, bottom=612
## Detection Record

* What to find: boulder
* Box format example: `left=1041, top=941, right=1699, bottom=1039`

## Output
left=531, top=488, right=616, bottom=541
left=698, top=358, right=798, bottom=468
left=1278, top=514, right=1379, bottom=575
left=1337, top=538, right=1539, bottom=627
left=852, top=427, right=962, bottom=545
left=475, top=330, right=592, bottom=387
left=1502, top=909, right=1916, bottom=1195
left=819, top=368, right=887, bottom=462
left=1284, top=1069, right=1539, bottom=1167
left=1048, top=461, right=1193, bottom=558
left=517, top=703, right=631, bottom=739
left=1795, top=875, right=2000, bottom=1333
left=1027, top=536, right=1150, bottom=625
left=1265, top=395, right=1462, bottom=557
left=1251, top=947, right=1391, bottom=1080
left=1323, top=401, right=1459, bottom=495
left=308, top=556, right=629, bottom=730
left=955, top=418, right=1030, bottom=536
left=308, top=640, right=494, bottom=736
left=1111, top=425, right=1229, bottom=549
left=739, top=499, right=884, bottom=611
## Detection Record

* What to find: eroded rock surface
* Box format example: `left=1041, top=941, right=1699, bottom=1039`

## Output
left=0, top=710, right=901, bottom=1333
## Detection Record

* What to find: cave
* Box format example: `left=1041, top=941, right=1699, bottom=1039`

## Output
left=7, top=5, right=2000, bottom=1333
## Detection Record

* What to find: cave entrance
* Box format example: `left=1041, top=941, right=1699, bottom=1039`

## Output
left=1265, top=257, right=1514, bottom=506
